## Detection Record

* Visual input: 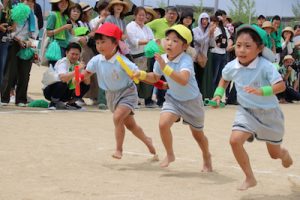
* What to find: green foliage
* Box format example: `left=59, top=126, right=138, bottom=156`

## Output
left=155, top=0, right=167, bottom=8
left=292, top=1, right=300, bottom=20
left=228, top=0, right=256, bottom=24
left=192, top=0, right=204, bottom=24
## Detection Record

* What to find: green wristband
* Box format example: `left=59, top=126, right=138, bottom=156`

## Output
left=213, top=87, right=225, bottom=98
left=261, top=86, right=273, bottom=96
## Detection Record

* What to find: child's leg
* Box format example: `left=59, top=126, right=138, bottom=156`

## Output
left=123, top=114, right=156, bottom=156
left=230, top=130, right=257, bottom=190
left=112, top=105, right=132, bottom=159
left=159, top=112, right=179, bottom=167
left=189, top=127, right=212, bottom=172
left=266, top=143, right=293, bottom=168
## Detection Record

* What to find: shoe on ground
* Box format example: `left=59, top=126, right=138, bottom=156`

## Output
left=10, top=95, right=15, bottom=103
left=48, top=102, right=57, bottom=110
left=145, top=102, right=158, bottom=108
left=98, top=103, right=108, bottom=110
left=1, top=102, right=9, bottom=106
left=48, top=101, right=66, bottom=110
left=16, top=103, right=26, bottom=107
left=75, top=98, right=86, bottom=106
left=66, top=102, right=84, bottom=110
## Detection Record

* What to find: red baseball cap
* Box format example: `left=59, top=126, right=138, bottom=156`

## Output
left=95, top=23, right=123, bottom=41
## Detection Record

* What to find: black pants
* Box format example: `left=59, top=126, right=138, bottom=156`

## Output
left=1, top=41, right=33, bottom=104
left=277, top=86, right=300, bottom=102
left=43, top=81, right=90, bottom=102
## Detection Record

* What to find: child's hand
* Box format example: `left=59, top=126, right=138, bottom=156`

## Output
left=154, top=54, right=166, bottom=70
left=211, top=96, right=222, bottom=108
left=78, top=61, right=86, bottom=70
left=244, top=86, right=263, bottom=96
left=132, top=70, right=141, bottom=80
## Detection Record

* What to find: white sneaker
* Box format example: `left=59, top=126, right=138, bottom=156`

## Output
left=10, top=95, right=15, bottom=103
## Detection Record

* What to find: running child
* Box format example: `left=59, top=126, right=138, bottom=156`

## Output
left=134, top=24, right=212, bottom=171
left=212, top=25, right=293, bottom=190
left=81, top=23, right=157, bottom=160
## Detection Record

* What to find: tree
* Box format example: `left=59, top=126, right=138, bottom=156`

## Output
left=156, top=0, right=167, bottom=8
left=192, top=0, right=205, bottom=24
left=228, top=0, right=256, bottom=24
left=292, top=1, right=300, bottom=20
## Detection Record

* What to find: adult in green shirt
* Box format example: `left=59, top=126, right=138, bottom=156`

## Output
left=47, top=0, right=72, bottom=66
left=145, top=6, right=179, bottom=107
left=271, top=15, right=282, bottom=62
left=147, top=6, right=179, bottom=54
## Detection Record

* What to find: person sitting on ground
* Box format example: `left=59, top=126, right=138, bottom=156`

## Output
left=277, top=55, right=300, bottom=103
left=43, top=42, right=90, bottom=110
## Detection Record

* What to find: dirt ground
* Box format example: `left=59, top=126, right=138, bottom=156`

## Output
left=0, top=65, right=299, bottom=200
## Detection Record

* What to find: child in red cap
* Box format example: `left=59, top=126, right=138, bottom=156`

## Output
left=81, top=23, right=157, bottom=160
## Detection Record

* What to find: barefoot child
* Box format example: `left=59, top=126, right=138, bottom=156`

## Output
left=134, top=24, right=212, bottom=171
left=212, top=25, right=293, bottom=190
left=81, top=23, right=157, bottom=160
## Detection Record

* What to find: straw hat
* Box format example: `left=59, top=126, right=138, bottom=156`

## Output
left=145, top=7, right=158, bottom=19
left=262, top=21, right=275, bottom=32
left=283, top=55, right=295, bottom=62
left=49, top=0, right=62, bottom=3
left=282, top=26, right=295, bottom=38
left=107, top=0, right=130, bottom=14
left=79, top=2, right=93, bottom=12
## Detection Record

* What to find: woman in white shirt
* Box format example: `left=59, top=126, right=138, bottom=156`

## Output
left=126, top=7, right=155, bottom=107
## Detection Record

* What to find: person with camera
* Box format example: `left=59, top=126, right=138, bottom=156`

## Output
left=1, top=0, right=38, bottom=107
left=277, top=55, right=300, bottom=103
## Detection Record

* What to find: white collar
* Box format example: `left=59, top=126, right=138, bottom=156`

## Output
left=99, top=52, right=121, bottom=64
left=161, top=52, right=185, bottom=64
left=235, top=57, right=259, bottom=69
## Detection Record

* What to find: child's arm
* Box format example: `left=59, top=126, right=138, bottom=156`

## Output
left=244, top=80, right=286, bottom=96
left=154, top=54, right=189, bottom=86
left=133, top=71, right=161, bottom=84
left=212, top=78, right=230, bottom=105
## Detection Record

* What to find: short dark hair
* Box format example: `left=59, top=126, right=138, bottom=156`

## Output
left=68, top=3, right=82, bottom=22
left=215, top=9, right=226, bottom=17
left=66, top=42, right=82, bottom=52
left=165, top=6, right=178, bottom=15
left=96, top=1, right=109, bottom=13
left=257, top=15, right=265, bottom=20
left=272, top=15, right=281, bottom=21
left=133, top=6, right=146, bottom=16
left=294, top=24, right=300, bottom=30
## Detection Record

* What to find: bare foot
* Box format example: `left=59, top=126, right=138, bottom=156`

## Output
left=112, top=150, right=122, bottom=159
left=150, top=154, right=159, bottom=162
left=146, top=137, right=156, bottom=155
left=281, top=149, right=293, bottom=168
left=160, top=155, right=175, bottom=168
left=202, top=153, right=213, bottom=172
left=237, top=177, right=257, bottom=191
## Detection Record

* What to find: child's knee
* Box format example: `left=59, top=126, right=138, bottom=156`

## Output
left=159, top=121, right=171, bottom=131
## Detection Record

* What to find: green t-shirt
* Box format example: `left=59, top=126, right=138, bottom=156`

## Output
left=271, top=25, right=282, bottom=49
left=147, top=18, right=175, bottom=54
left=46, top=12, right=70, bottom=48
